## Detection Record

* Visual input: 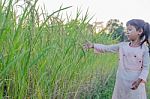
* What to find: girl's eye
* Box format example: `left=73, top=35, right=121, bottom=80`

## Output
left=127, top=29, right=132, bottom=33
left=128, top=29, right=132, bottom=31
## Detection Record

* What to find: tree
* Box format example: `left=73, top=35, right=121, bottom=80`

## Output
left=105, top=19, right=124, bottom=41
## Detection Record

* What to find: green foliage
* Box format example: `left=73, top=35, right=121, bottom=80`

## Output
left=105, top=19, right=125, bottom=41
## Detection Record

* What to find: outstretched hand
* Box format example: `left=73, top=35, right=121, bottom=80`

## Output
left=82, top=41, right=94, bottom=51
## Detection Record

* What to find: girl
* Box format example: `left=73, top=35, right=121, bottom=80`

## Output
left=83, top=19, right=150, bottom=99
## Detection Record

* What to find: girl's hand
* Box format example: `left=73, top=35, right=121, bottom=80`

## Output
left=83, top=41, right=94, bottom=50
left=131, top=78, right=142, bottom=90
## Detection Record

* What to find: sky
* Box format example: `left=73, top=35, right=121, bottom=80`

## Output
left=37, top=0, right=150, bottom=25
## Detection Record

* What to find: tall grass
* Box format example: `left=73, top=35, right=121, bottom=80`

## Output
left=1, top=0, right=149, bottom=99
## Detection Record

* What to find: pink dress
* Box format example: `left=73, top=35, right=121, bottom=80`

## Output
left=93, top=42, right=150, bottom=99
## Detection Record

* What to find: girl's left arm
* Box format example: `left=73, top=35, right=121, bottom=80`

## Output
left=139, top=46, right=150, bottom=82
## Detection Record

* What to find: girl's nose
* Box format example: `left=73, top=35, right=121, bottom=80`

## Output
left=125, top=32, right=130, bottom=36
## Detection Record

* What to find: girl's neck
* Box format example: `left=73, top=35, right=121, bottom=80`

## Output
left=130, top=39, right=141, bottom=47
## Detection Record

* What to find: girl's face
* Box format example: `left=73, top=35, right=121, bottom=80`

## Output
left=125, top=24, right=142, bottom=41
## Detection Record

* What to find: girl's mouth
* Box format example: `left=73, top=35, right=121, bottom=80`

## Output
left=125, top=33, right=130, bottom=36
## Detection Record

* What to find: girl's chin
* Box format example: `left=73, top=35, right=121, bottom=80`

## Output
left=127, top=37, right=130, bottom=40
left=127, top=36, right=132, bottom=41
left=127, top=38, right=134, bottom=41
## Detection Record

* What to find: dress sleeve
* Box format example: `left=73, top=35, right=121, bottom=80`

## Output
left=139, top=46, right=150, bottom=82
left=93, top=43, right=120, bottom=53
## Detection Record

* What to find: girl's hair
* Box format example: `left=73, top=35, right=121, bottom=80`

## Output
left=126, top=19, right=150, bottom=53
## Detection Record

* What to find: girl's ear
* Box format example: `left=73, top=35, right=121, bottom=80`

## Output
left=138, top=28, right=143, bottom=35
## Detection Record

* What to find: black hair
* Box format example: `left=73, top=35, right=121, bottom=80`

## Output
left=126, top=19, right=150, bottom=54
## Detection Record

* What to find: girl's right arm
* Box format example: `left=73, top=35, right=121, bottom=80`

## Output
left=93, top=43, right=120, bottom=53
left=83, top=41, right=120, bottom=53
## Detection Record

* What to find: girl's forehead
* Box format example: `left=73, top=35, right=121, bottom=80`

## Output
left=126, top=24, right=135, bottom=29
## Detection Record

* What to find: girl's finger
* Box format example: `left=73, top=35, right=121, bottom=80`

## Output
left=132, top=81, right=136, bottom=86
